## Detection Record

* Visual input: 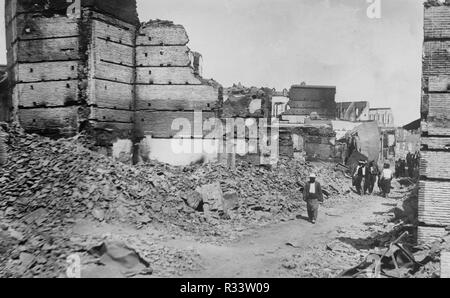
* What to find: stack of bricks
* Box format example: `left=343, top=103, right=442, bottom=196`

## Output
left=419, top=2, right=450, bottom=245
left=4, top=0, right=222, bottom=154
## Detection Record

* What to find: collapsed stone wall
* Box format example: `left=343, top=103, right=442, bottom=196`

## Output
left=284, top=85, right=337, bottom=120
left=4, top=0, right=222, bottom=162
left=4, top=0, right=140, bottom=141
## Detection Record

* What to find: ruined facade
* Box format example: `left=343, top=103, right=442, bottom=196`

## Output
left=336, top=101, right=370, bottom=122
left=419, top=2, right=450, bottom=245
left=369, top=108, right=395, bottom=128
left=396, top=119, right=420, bottom=159
left=282, top=85, right=336, bottom=123
left=4, top=0, right=222, bottom=162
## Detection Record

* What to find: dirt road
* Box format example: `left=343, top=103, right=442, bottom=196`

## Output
left=72, top=184, right=408, bottom=278
left=173, top=194, right=397, bottom=278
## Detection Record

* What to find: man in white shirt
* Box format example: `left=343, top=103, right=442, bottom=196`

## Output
left=379, top=163, right=393, bottom=198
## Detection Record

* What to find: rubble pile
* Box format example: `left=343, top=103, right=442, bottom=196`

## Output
left=0, top=127, right=353, bottom=277
left=1, top=127, right=352, bottom=230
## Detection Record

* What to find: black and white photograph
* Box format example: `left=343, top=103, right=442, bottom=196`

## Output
left=0, top=0, right=449, bottom=284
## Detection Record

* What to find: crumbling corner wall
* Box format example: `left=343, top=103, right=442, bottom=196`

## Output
left=419, top=1, right=450, bottom=245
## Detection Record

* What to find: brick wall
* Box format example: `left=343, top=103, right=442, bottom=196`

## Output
left=419, top=2, right=450, bottom=245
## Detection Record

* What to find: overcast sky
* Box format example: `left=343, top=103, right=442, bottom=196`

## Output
left=0, top=0, right=424, bottom=125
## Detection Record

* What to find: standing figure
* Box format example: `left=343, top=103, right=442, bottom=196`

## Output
left=401, top=159, right=406, bottom=177
left=365, top=161, right=379, bottom=195
left=379, top=163, right=394, bottom=198
left=353, top=160, right=367, bottom=195
left=303, top=173, right=324, bottom=224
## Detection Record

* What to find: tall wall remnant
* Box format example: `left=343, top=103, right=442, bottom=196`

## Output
left=5, top=0, right=139, bottom=142
left=134, top=20, right=222, bottom=140
left=4, top=0, right=222, bottom=161
left=419, top=1, right=450, bottom=245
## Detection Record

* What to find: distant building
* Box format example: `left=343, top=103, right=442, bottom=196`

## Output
left=396, top=119, right=421, bottom=159
left=336, top=101, right=370, bottom=122
left=369, top=108, right=395, bottom=128
left=282, top=85, right=336, bottom=123
left=272, top=88, right=289, bottom=118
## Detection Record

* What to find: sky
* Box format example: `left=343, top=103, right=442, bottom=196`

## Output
left=0, top=0, right=424, bottom=125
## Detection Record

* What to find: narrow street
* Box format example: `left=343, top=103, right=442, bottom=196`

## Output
left=180, top=194, right=397, bottom=278
left=72, top=183, right=408, bottom=278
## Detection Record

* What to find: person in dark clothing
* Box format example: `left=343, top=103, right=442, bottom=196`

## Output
left=303, top=173, right=324, bottom=224
left=353, top=160, right=367, bottom=195
left=364, top=161, right=379, bottom=195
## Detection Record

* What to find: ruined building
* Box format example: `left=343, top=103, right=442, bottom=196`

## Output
left=335, top=101, right=370, bottom=122
left=419, top=2, right=450, bottom=245
left=369, top=108, right=395, bottom=128
left=0, top=65, right=8, bottom=122
left=282, top=85, right=337, bottom=123
left=4, top=0, right=222, bottom=162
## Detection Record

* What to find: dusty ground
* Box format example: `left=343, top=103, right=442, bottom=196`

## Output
left=70, top=183, right=408, bottom=278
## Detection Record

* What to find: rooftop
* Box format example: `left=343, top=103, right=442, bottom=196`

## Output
left=291, top=84, right=336, bottom=90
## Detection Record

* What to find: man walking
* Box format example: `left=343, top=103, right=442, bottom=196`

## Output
left=353, top=160, right=367, bottom=195
left=303, top=173, right=324, bottom=224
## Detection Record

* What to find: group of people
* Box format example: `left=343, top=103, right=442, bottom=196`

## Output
left=395, top=151, right=420, bottom=178
left=301, top=160, right=395, bottom=225
left=352, top=160, right=394, bottom=198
